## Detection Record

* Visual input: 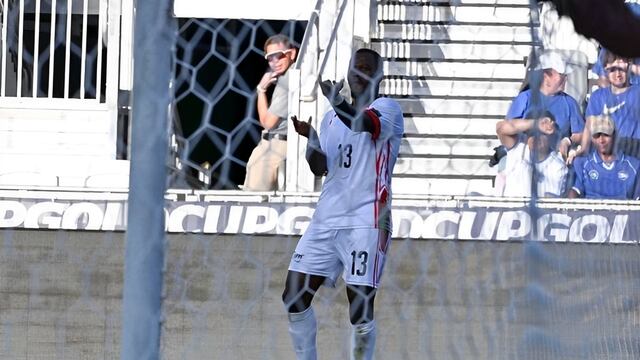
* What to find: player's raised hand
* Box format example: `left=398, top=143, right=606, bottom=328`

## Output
left=318, top=77, right=344, bottom=105
left=291, top=115, right=313, bottom=138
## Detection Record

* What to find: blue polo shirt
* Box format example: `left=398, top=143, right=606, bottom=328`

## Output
left=586, top=85, right=640, bottom=139
left=506, top=89, right=585, bottom=139
left=572, top=151, right=640, bottom=199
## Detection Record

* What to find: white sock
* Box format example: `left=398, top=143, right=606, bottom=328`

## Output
left=351, top=320, right=376, bottom=360
left=287, top=307, right=318, bottom=360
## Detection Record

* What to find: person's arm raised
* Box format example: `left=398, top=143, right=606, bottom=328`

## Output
left=318, top=78, right=377, bottom=136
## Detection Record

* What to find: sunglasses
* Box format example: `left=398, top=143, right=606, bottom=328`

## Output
left=606, top=66, right=628, bottom=73
left=265, top=49, right=291, bottom=63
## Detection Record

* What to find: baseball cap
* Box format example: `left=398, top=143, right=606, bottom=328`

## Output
left=536, top=51, right=573, bottom=75
left=590, top=115, right=615, bottom=136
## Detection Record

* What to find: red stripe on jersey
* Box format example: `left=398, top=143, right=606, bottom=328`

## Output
left=365, top=108, right=381, bottom=140
left=374, top=139, right=380, bottom=228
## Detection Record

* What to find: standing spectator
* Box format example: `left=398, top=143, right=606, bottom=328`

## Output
left=494, top=111, right=568, bottom=197
left=569, top=115, right=640, bottom=199
left=490, top=51, right=585, bottom=167
left=579, top=50, right=640, bottom=158
left=283, top=48, right=404, bottom=360
left=243, top=34, right=296, bottom=191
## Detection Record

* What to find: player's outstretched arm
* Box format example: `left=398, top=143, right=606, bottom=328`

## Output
left=318, top=77, right=376, bottom=135
left=291, top=116, right=327, bottom=176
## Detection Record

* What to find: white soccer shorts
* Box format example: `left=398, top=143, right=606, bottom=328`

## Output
left=288, top=224, right=391, bottom=288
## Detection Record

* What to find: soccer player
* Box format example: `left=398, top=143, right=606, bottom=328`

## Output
left=283, top=48, right=404, bottom=359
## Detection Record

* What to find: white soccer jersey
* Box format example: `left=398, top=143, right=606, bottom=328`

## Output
left=535, top=150, right=568, bottom=197
left=311, top=97, right=404, bottom=231
left=495, top=142, right=567, bottom=197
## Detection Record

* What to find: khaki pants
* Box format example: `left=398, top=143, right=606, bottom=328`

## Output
left=243, top=138, right=287, bottom=191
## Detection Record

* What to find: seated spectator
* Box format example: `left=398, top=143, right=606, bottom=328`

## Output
left=569, top=115, right=640, bottom=199
left=490, top=51, right=585, bottom=167
left=572, top=50, right=640, bottom=160
left=494, top=111, right=568, bottom=197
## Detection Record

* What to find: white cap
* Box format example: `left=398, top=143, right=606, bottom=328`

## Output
left=536, top=51, right=573, bottom=75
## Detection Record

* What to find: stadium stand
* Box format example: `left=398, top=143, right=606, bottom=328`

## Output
left=373, top=0, right=532, bottom=195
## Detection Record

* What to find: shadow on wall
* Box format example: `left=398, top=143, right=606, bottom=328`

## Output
left=171, top=18, right=306, bottom=190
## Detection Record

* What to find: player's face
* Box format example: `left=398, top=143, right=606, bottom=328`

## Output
left=606, top=59, right=629, bottom=88
left=592, top=132, right=614, bottom=155
left=265, top=43, right=295, bottom=76
left=347, top=53, right=380, bottom=97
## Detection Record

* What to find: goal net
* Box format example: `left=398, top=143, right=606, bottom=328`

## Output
left=0, top=0, right=639, bottom=359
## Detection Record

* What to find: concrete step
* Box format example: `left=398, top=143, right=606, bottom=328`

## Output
left=381, top=78, right=521, bottom=97
left=400, top=136, right=499, bottom=156
left=392, top=176, right=495, bottom=195
left=375, top=23, right=535, bottom=42
left=0, top=156, right=130, bottom=188
left=0, top=131, right=115, bottom=156
left=395, top=156, right=494, bottom=177
left=373, top=41, right=531, bottom=61
left=377, top=3, right=532, bottom=23
left=403, top=116, right=500, bottom=136
left=384, top=60, right=526, bottom=80
left=395, top=97, right=511, bottom=117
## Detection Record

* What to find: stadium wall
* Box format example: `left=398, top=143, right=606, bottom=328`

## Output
left=1, top=228, right=639, bottom=359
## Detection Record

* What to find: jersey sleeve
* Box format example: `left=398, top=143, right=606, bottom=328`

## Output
left=506, top=91, right=530, bottom=120
left=369, top=97, right=404, bottom=142
left=567, top=95, right=585, bottom=133
left=318, top=110, right=333, bottom=153
left=571, top=157, right=586, bottom=195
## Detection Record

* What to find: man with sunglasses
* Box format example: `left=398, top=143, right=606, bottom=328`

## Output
left=243, top=34, right=297, bottom=191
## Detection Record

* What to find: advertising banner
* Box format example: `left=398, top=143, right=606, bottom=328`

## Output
left=0, top=198, right=637, bottom=243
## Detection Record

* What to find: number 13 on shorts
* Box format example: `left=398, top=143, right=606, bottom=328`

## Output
left=341, top=228, right=390, bottom=288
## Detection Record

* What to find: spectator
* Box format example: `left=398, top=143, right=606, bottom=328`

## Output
left=572, top=50, right=640, bottom=161
left=494, top=111, right=568, bottom=197
left=489, top=51, right=585, bottom=167
left=243, top=34, right=296, bottom=191
left=592, top=48, right=640, bottom=88
left=569, top=115, right=640, bottom=199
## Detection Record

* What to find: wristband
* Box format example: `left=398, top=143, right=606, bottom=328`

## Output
left=562, top=137, right=571, bottom=146
left=257, top=85, right=267, bottom=93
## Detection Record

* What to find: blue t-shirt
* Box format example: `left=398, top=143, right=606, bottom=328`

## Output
left=506, top=89, right=585, bottom=138
left=585, top=85, right=640, bottom=139
left=572, top=151, right=640, bottom=199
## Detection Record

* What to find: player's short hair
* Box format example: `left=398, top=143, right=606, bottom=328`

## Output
left=354, top=48, right=383, bottom=78
left=264, top=34, right=292, bottom=52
